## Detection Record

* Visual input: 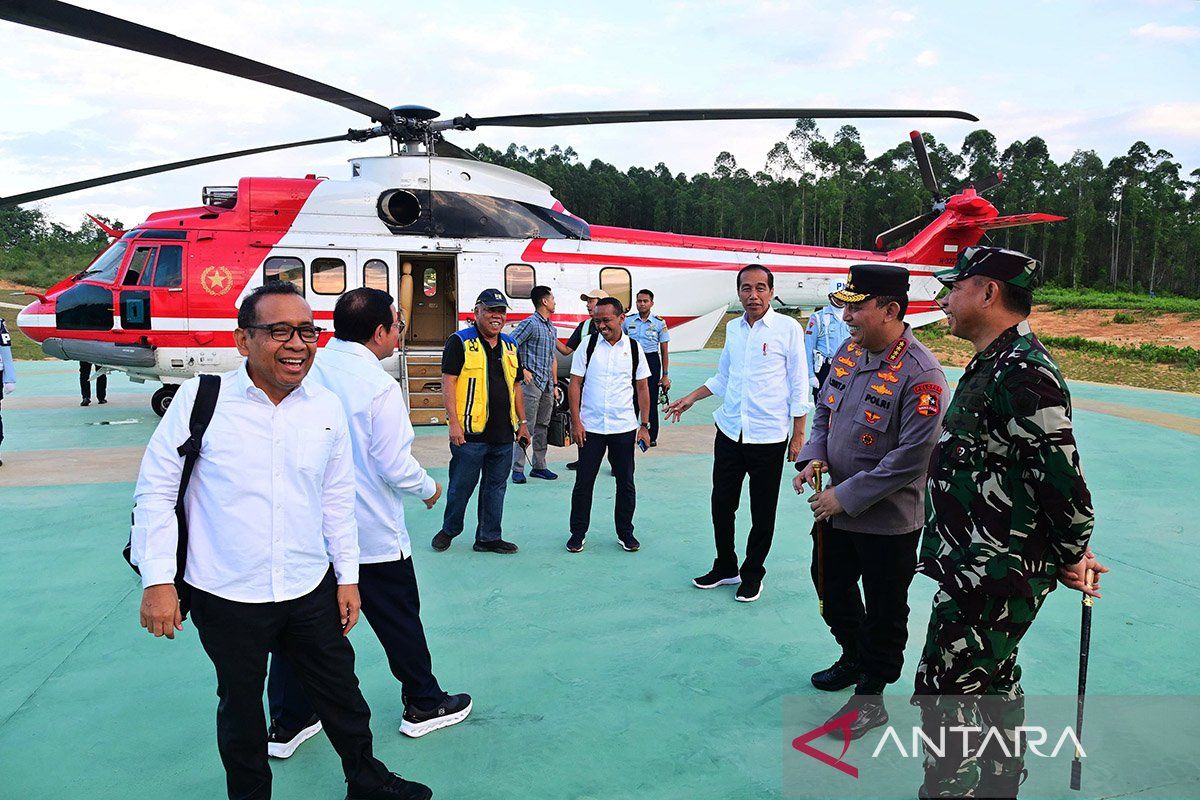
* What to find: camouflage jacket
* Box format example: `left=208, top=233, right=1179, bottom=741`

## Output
left=917, top=320, right=1094, bottom=598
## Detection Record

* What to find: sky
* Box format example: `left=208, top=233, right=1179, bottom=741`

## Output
left=1, top=0, right=1197, bottom=228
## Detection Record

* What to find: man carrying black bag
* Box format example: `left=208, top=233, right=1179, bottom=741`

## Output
left=130, top=282, right=430, bottom=800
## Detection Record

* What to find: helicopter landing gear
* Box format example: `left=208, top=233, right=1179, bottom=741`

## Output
left=151, top=384, right=179, bottom=417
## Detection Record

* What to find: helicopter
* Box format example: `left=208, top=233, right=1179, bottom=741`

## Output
left=1, top=0, right=1064, bottom=423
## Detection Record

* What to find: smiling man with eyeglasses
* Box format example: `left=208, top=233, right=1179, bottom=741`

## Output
left=131, top=280, right=432, bottom=799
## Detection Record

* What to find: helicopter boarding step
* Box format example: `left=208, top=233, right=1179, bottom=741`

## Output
left=405, top=348, right=447, bottom=427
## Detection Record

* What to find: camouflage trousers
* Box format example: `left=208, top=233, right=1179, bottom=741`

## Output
left=910, top=585, right=1051, bottom=798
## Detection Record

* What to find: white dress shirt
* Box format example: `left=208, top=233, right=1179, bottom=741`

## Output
left=131, top=362, right=359, bottom=603
left=704, top=306, right=813, bottom=443
left=570, top=332, right=652, bottom=434
left=309, top=338, right=437, bottom=562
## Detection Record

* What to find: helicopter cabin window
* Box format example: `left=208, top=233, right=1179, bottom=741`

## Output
left=422, top=268, right=438, bottom=297
left=600, top=267, right=632, bottom=312
left=504, top=264, right=535, bottom=299
left=263, top=256, right=305, bottom=295
left=152, top=246, right=183, bottom=288
left=311, top=257, right=346, bottom=295
left=363, top=259, right=389, bottom=292
left=123, top=246, right=156, bottom=286
left=80, top=241, right=129, bottom=284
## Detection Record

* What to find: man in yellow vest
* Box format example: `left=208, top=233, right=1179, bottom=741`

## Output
left=433, top=289, right=531, bottom=554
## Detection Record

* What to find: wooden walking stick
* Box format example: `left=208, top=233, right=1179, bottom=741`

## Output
left=1069, top=568, right=1095, bottom=791
left=813, top=460, right=826, bottom=617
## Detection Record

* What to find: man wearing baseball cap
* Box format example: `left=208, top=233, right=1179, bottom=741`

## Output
left=433, top=289, right=531, bottom=554
left=912, top=246, right=1105, bottom=798
left=561, top=289, right=609, bottom=469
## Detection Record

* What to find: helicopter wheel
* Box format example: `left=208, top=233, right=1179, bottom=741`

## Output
left=151, top=384, right=179, bottom=417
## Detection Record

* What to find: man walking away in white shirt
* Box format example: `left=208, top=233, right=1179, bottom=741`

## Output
left=132, top=282, right=430, bottom=800
left=665, top=266, right=811, bottom=603
left=267, top=288, right=471, bottom=759
left=567, top=297, right=652, bottom=553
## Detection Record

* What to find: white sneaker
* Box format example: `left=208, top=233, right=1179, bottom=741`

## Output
left=267, top=715, right=323, bottom=759
left=399, top=693, right=473, bottom=738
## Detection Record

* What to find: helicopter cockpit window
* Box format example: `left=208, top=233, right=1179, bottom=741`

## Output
left=80, top=241, right=129, bottom=284
left=264, top=256, right=305, bottom=295
left=123, top=246, right=156, bottom=286
left=311, top=257, right=346, bottom=295
left=153, top=246, right=184, bottom=288
left=363, top=259, right=389, bottom=292
left=429, top=191, right=590, bottom=240
left=504, top=264, right=535, bottom=299
left=600, top=267, right=632, bottom=311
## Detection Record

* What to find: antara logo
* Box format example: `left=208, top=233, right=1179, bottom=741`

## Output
left=792, top=710, right=860, bottom=778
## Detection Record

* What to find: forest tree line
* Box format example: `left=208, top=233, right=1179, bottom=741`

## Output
left=2, top=121, right=1197, bottom=296
left=473, top=121, right=1200, bottom=297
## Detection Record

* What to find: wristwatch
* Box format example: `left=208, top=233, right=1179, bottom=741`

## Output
left=518, top=419, right=528, bottom=425
left=640, top=421, right=650, bottom=429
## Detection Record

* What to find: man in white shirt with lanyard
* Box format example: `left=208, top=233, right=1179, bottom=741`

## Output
left=266, top=288, right=471, bottom=761
left=566, top=296, right=652, bottom=553
left=665, top=265, right=811, bottom=602
left=132, top=282, right=430, bottom=800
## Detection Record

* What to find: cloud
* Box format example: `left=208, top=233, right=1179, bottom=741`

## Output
left=1135, top=103, right=1200, bottom=138
left=916, top=50, right=939, bottom=67
left=1131, top=22, right=1200, bottom=41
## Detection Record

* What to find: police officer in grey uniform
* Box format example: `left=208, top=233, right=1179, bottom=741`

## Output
left=794, top=264, right=948, bottom=738
left=0, top=318, right=15, bottom=467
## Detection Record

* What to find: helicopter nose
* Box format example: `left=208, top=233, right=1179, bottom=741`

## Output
left=16, top=296, right=55, bottom=343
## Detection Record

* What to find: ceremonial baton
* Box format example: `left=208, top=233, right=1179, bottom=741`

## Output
left=1069, top=568, right=1095, bottom=791
left=813, top=461, right=826, bottom=617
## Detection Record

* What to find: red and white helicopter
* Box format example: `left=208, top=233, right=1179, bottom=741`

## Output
left=2, top=0, right=1063, bottom=422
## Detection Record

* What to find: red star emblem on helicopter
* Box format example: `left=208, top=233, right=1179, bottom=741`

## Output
left=200, top=266, right=234, bottom=296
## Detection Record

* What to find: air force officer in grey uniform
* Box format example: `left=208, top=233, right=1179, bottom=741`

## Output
left=794, top=263, right=948, bottom=739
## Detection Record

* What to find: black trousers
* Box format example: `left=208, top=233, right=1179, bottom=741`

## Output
left=633, top=351, right=662, bottom=443
left=811, top=361, right=830, bottom=408
left=269, top=557, right=444, bottom=728
left=570, top=429, right=637, bottom=537
left=79, top=361, right=106, bottom=401
left=711, top=428, right=787, bottom=582
left=189, top=571, right=390, bottom=800
left=0, top=377, right=5, bottom=449
left=811, top=526, right=920, bottom=685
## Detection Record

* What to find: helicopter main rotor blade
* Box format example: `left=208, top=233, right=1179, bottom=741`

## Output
left=0, top=0, right=393, bottom=123
left=0, top=132, right=369, bottom=207
left=438, top=107, right=978, bottom=131
left=972, top=170, right=1003, bottom=194
left=909, top=130, right=941, bottom=198
left=874, top=211, right=939, bottom=250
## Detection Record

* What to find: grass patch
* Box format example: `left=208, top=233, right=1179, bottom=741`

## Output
left=1111, top=312, right=1139, bottom=324
left=1036, top=286, right=1200, bottom=313
left=1039, top=336, right=1200, bottom=370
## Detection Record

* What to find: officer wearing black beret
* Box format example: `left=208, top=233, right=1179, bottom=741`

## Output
left=794, top=263, right=949, bottom=738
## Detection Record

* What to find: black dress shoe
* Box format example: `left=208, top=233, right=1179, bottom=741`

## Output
left=811, top=656, right=860, bottom=691
left=472, top=539, right=518, bottom=554
left=347, top=772, right=432, bottom=800
left=80, top=398, right=90, bottom=406
left=431, top=531, right=453, bottom=552
left=825, top=696, right=889, bottom=741
left=566, top=460, right=578, bottom=470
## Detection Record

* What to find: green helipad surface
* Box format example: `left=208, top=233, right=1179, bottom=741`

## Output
left=1, top=352, right=1197, bottom=799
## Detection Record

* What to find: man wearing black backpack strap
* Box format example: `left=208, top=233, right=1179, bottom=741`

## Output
left=566, top=297, right=651, bottom=553
left=131, top=282, right=430, bottom=800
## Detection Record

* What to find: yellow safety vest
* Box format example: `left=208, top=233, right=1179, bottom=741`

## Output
left=454, top=327, right=520, bottom=435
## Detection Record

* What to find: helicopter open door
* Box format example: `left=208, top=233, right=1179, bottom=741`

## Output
left=400, top=254, right=458, bottom=426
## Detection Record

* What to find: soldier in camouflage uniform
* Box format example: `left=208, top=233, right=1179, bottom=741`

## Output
left=911, top=246, right=1107, bottom=799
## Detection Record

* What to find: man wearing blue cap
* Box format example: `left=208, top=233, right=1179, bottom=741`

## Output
left=433, top=289, right=530, bottom=554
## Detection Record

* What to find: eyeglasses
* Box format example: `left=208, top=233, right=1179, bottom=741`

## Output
left=245, top=323, right=324, bottom=343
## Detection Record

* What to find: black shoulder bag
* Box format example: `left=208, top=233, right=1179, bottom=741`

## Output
left=123, top=374, right=221, bottom=618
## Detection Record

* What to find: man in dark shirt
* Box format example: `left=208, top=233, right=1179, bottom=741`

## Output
left=432, top=289, right=530, bottom=554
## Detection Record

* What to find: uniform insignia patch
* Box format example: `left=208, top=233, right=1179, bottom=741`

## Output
left=875, top=371, right=898, bottom=383
left=917, top=393, right=940, bottom=416
left=837, top=356, right=857, bottom=368
left=833, top=366, right=849, bottom=378
left=864, top=410, right=881, bottom=424
left=869, top=382, right=894, bottom=396
left=912, top=382, right=944, bottom=396
left=826, top=393, right=836, bottom=405
left=887, top=338, right=909, bottom=362
left=860, top=432, right=876, bottom=446
left=889, top=360, right=903, bottom=371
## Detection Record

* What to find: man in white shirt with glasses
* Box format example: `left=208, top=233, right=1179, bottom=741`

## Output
left=132, top=281, right=430, bottom=800
left=665, top=265, right=811, bottom=603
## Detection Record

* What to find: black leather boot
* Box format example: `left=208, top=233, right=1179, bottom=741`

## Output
left=811, top=653, right=861, bottom=691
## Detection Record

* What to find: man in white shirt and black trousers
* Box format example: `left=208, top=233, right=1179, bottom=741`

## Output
left=132, top=282, right=430, bottom=800
left=266, top=288, right=472, bottom=761
left=665, top=265, right=811, bottom=602
left=566, top=296, right=652, bottom=553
